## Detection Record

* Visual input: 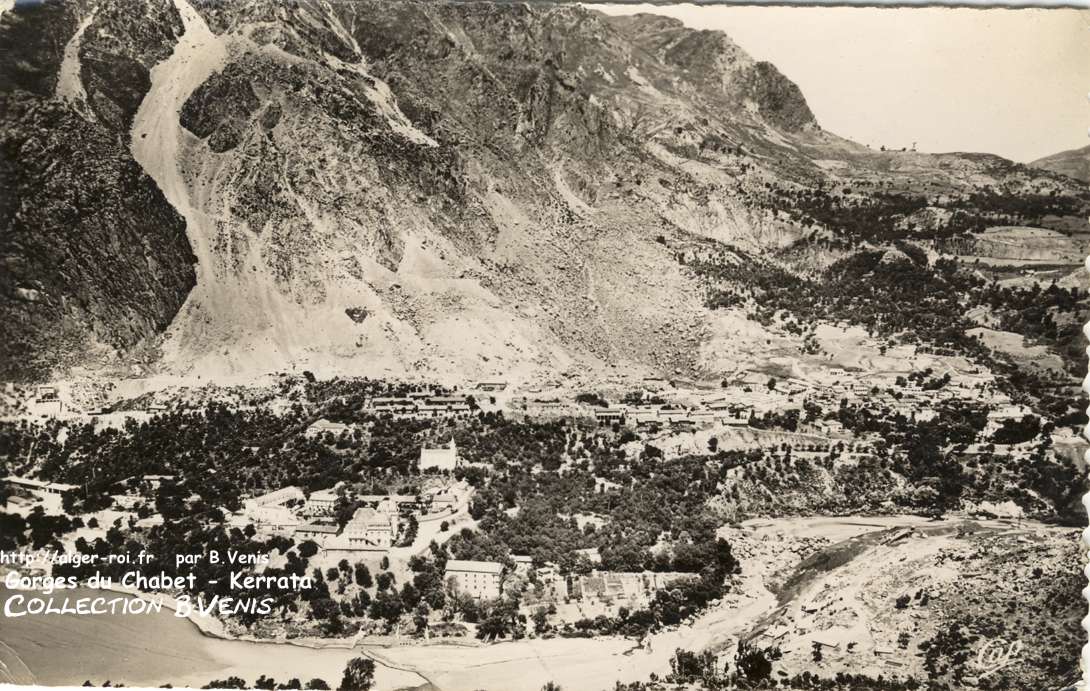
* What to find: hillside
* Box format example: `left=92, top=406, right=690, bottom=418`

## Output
left=720, top=521, right=1083, bottom=690
left=1030, top=143, right=1090, bottom=183
left=1, top=0, right=1088, bottom=384
left=0, top=0, right=195, bottom=381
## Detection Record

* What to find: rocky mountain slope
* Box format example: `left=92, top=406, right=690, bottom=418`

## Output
left=0, top=0, right=195, bottom=381
left=1031, top=143, right=1090, bottom=183
left=723, top=521, right=1082, bottom=690
left=1, top=0, right=1087, bottom=384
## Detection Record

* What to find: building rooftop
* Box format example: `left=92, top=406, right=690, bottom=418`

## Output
left=308, top=418, right=349, bottom=432
left=446, top=559, right=504, bottom=575
left=427, top=396, right=466, bottom=404
left=358, top=494, right=417, bottom=503
left=296, top=522, right=340, bottom=535
left=4, top=475, right=77, bottom=492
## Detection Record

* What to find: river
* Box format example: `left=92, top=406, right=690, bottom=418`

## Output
left=0, top=588, right=429, bottom=690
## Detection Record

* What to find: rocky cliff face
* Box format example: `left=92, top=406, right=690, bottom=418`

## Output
left=0, top=0, right=195, bottom=381
left=1, top=0, right=1087, bottom=383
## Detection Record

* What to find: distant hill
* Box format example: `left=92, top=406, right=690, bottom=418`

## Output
left=1030, top=144, right=1090, bottom=183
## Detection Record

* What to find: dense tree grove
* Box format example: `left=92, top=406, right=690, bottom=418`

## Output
left=757, top=180, right=1089, bottom=243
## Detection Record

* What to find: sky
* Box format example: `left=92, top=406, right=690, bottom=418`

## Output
left=595, top=4, right=1090, bottom=162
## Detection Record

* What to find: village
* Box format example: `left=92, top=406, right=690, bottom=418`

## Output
left=0, top=320, right=1082, bottom=691
left=0, top=321, right=1071, bottom=646
left=2, top=415, right=709, bottom=635
left=2, top=346, right=1057, bottom=620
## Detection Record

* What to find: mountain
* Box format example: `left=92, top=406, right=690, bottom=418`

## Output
left=0, top=0, right=195, bottom=381
left=1, top=0, right=1087, bottom=384
left=1030, top=143, right=1090, bottom=183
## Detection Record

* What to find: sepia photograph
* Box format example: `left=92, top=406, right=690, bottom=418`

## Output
left=0, top=1, right=1087, bottom=689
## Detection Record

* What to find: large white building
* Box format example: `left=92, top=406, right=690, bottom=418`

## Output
left=4, top=475, right=77, bottom=496
left=342, top=504, right=399, bottom=549
left=294, top=521, right=341, bottom=547
left=420, top=439, right=460, bottom=472
left=305, top=488, right=339, bottom=515
left=244, top=486, right=305, bottom=513
left=445, top=559, right=504, bottom=600
left=247, top=505, right=301, bottom=533
left=304, top=418, right=351, bottom=439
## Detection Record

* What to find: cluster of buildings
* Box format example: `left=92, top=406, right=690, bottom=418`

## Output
left=297, top=498, right=402, bottom=549
left=592, top=402, right=750, bottom=429
left=18, top=385, right=66, bottom=418
left=805, top=367, right=1007, bottom=413
left=441, top=555, right=698, bottom=622
left=241, top=486, right=402, bottom=551
left=366, top=392, right=472, bottom=419
left=237, top=477, right=470, bottom=553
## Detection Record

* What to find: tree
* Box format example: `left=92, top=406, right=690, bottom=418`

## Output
left=310, top=598, right=338, bottom=621
left=203, top=677, right=247, bottom=689
left=532, top=607, right=549, bottom=634
left=305, top=680, right=330, bottom=690
left=376, top=571, right=394, bottom=591
left=255, top=675, right=277, bottom=690
left=400, top=582, right=420, bottom=609
left=298, top=540, right=319, bottom=559
left=338, top=657, right=375, bottom=691
left=400, top=515, right=419, bottom=547
left=735, top=641, right=781, bottom=683
left=354, top=562, right=372, bottom=588
left=413, top=602, right=430, bottom=633
left=368, top=590, right=403, bottom=625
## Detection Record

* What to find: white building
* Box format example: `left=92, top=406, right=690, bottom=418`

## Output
left=305, top=418, right=350, bottom=439
left=594, top=408, right=627, bottom=423
left=420, top=439, right=460, bottom=472
left=244, top=486, right=305, bottom=514
left=247, top=505, right=301, bottom=533
left=445, top=559, right=504, bottom=600
left=305, top=488, right=339, bottom=515
left=294, top=521, right=341, bottom=547
left=368, top=397, right=416, bottom=414
left=358, top=493, right=418, bottom=511
left=423, top=485, right=459, bottom=512
left=512, top=555, right=533, bottom=575
left=342, top=505, right=398, bottom=549
left=4, top=475, right=77, bottom=496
